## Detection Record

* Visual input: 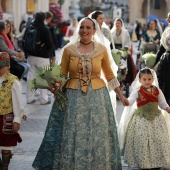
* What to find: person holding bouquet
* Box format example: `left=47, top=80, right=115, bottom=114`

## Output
left=32, top=17, right=129, bottom=170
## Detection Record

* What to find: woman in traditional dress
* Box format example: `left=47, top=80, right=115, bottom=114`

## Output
left=32, top=17, right=129, bottom=170
left=111, top=18, right=136, bottom=87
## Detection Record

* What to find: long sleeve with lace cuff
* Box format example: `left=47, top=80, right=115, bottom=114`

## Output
left=108, top=77, right=120, bottom=91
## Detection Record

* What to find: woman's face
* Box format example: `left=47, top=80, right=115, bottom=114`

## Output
left=167, top=13, right=170, bottom=24
left=115, top=20, right=122, bottom=30
left=149, top=21, right=156, bottom=30
left=5, top=23, right=11, bottom=34
left=79, top=19, right=95, bottom=42
left=96, top=14, right=104, bottom=27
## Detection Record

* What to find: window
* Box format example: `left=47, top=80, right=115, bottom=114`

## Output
left=154, top=0, right=160, bottom=9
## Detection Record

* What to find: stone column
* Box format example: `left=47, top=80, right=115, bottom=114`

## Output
left=0, top=0, right=3, bottom=19
left=69, top=0, right=83, bottom=19
left=5, top=0, right=27, bottom=34
left=129, top=0, right=143, bottom=23
left=61, top=0, right=70, bottom=20
left=35, top=0, right=49, bottom=12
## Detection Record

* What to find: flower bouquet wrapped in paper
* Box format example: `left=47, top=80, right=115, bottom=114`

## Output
left=29, top=63, right=68, bottom=110
left=142, top=52, right=156, bottom=68
left=111, top=49, right=128, bottom=65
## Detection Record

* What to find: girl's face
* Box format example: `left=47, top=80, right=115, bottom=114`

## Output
left=79, top=19, right=95, bottom=41
left=96, top=14, right=104, bottom=27
left=0, top=66, right=9, bottom=77
left=139, top=73, right=154, bottom=89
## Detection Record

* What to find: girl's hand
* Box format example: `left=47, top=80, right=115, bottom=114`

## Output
left=119, top=95, right=129, bottom=106
left=13, top=122, right=20, bottom=133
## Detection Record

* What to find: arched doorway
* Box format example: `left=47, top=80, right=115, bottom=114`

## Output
left=142, top=0, right=167, bottom=19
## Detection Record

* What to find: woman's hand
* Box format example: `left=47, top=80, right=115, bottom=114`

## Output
left=114, top=87, right=129, bottom=106
left=13, top=122, right=20, bottom=133
left=166, top=107, right=170, bottom=113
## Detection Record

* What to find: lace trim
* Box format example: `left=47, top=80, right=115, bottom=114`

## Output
left=78, top=55, right=92, bottom=93
left=66, top=42, right=106, bottom=59
left=108, top=77, right=120, bottom=91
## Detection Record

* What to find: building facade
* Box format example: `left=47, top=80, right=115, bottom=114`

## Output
left=1, top=0, right=50, bottom=33
left=1, top=0, right=170, bottom=33
left=129, top=0, right=170, bottom=23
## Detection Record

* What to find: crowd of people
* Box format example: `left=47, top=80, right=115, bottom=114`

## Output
left=1, top=10, right=170, bottom=170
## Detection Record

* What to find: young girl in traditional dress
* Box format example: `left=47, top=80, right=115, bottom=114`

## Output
left=0, top=52, right=26, bottom=169
left=119, top=67, right=170, bottom=170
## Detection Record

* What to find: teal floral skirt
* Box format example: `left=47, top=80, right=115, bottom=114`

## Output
left=32, top=85, right=121, bottom=170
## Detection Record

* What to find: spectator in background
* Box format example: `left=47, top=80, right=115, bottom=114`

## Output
left=5, top=20, right=15, bottom=46
left=141, top=20, right=161, bottom=44
left=60, top=21, right=69, bottom=46
left=0, top=20, right=25, bottom=80
left=154, top=12, right=170, bottom=68
left=107, top=21, right=113, bottom=30
left=15, top=16, right=34, bottom=51
left=25, top=11, right=54, bottom=105
left=5, top=20, right=30, bottom=81
left=90, top=10, right=115, bottom=50
left=65, top=18, right=78, bottom=37
left=10, top=20, right=16, bottom=35
left=135, top=20, right=141, bottom=41
left=45, top=11, right=58, bottom=64
left=55, top=22, right=66, bottom=48
left=111, top=18, right=137, bottom=86
left=154, top=12, right=170, bottom=106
